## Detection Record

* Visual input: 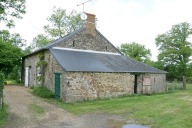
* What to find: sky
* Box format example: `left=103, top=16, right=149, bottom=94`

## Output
left=3, top=0, right=192, bottom=60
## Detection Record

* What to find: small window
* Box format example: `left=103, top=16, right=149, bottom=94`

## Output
left=154, top=78, right=156, bottom=83
left=106, top=46, right=108, bottom=50
left=73, top=40, right=75, bottom=47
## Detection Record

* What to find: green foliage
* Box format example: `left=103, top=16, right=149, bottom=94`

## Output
left=118, top=42, right=151, bottom=62
left=5, top=80, right=17, bottom=85
left=0, top=72, right=5, bottom=86
left=32, top=34, right=52, bottom=49
left=0, top=0, right=26, bottom=28
left=36, top=53, right=47, bottom=84
left=37, top=52, right=47, bottom=67
left=44, top=8, right=84, bottom=38
left=0, top=71, right=5, bottom=100
left=32, top=86, right=53, bottom=98
left=0, top=104, right=8, bottom=127
left=30, top=8, right=84, bottom=50
left=7, top=65, right=21, bottom=83
left=0, top=30, right=26, bottom=47
left=155, top=22, right=192, bottom=80
left=0, top=30, right=25, bottom=78
left=22, top=45, right=34, bottom=55
left=0, top=40, right=23, bottom=76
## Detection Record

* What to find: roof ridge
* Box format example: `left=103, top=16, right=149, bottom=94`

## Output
left=51, top=47, right=121, bottom=55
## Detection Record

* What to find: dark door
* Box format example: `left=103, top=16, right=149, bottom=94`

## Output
left=54, top=73, right=61, bottom=99
left=134, top=75, right=137, bottom=94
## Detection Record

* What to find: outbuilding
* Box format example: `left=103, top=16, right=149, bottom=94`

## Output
left=22, top=13, right=167, bottom=103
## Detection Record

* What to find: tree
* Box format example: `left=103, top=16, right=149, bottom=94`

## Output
left=0, top=40, right=23, bottom=76
left=44, top=8, right=84, bottom=39
left=30, top=8, right=84, bottom=50
left=155, top=22, right=192, bottom=81
left=0, top=0, right=26, bottom=27
left=118, top=42, right=152, bottom=62
left=0, top=30, right=26, bottom=47
left=0, top=30, right=25, bottom=79
left=32, top=34, right=52, bottom=49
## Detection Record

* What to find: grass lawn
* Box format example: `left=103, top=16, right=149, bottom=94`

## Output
left=5, top=79, right=17, bottom=85
left=51, top=84, right=192, bottom=128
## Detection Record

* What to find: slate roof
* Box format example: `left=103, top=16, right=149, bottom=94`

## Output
left=50, top=47, right=166, bottom=74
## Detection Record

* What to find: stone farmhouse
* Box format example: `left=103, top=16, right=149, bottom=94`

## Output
left=22, top=13, right=167, bottom=103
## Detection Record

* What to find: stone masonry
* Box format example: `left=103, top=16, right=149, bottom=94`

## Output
left=23, top=53, right=40, bottom=86
left=61, top=72, right=135, bottom=103
left=56, top=29, right=119, bottom=53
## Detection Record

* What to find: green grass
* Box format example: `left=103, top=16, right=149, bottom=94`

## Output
left=5, top=79, right=17, bottom=85
left=0, top=104, right=8, bottom=127
left=32, top=86, right=53, bottom=98
left=29, top=103, right=45, bottom=115
left=50, top=84, right=192, bottom=128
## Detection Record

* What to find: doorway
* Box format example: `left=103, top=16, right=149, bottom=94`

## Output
left=25, top=67, right=29, bottom=87
left=134, top=75, right=137, bottom=94
left=54, top=73, right=61, bottom=99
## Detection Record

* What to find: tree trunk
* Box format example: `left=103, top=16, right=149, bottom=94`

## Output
left=183, top=76, right=186, bottom=90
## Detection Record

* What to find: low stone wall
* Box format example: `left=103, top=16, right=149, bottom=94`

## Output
left=61, top=72, right=135, bottom=103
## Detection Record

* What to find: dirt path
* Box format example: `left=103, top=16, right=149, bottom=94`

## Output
left=4, top=85, right=76, bottom=128
left=3, top=85, right=127, bottom=128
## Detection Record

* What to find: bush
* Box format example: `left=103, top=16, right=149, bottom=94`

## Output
left=32, top=86, right=53, bottom=98
left=0, top=72, right=5, bottom=87
left=0, top=72, right=5, bottom=109
left=0, top=104, right=8, bottom=127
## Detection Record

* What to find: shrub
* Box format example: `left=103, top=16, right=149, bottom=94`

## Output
left=0, top=72, right=5, bottom=87
left=0, top=104, right=8, bottom=126
left=0, top=72, right=5, bottom=110
left=32, top=86, right=53, bottom=98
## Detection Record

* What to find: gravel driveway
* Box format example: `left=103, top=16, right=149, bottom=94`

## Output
left=4, top=85, right=127, bottom=128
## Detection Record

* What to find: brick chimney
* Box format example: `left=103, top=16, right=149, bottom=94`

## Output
left=85, top=13, right=96, bottom=36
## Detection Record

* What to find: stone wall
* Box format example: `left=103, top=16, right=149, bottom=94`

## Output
left=44, top=51, right=65, bottom=92
left=55, top=29, right=119, bottom=53
left=24, top=53, right=40, bottom=86
left=61, top=72, right=135, bottom=103
left=127, top=74, right=166, bottom=95
left=144, top=73, right=167, bottom=93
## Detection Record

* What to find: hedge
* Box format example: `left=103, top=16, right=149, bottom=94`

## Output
left=0, top=72, right=5, bottom=110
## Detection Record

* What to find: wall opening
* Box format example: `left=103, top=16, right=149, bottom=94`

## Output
left=73, top=40, right=75, bottom=47
left=134, top=75, right=137, bottom=94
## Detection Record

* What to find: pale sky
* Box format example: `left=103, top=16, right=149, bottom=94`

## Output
left=3, top=0, right=192, bottom=60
